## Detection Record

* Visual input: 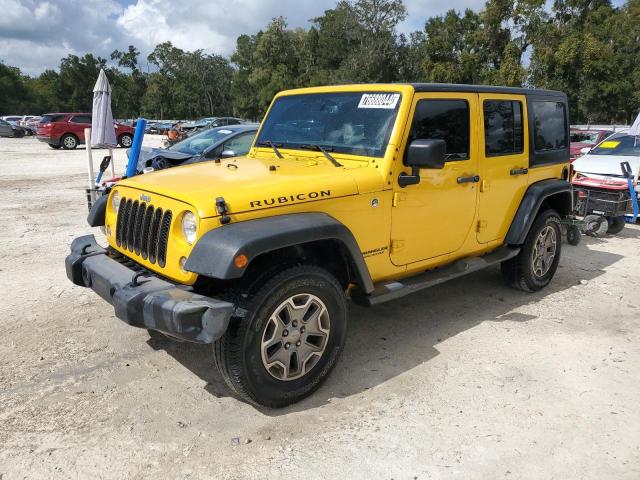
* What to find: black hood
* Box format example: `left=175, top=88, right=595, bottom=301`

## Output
left=133, top=147, right=195, bottom=173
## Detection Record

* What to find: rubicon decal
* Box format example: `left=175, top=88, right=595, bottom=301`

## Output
left=250, top=190, right=331, bottom=208
left=362, top=246, right=389, bottom=258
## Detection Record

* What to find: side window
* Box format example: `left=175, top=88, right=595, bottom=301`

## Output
left=223, top=132, right=254, bottom=155
left=483, top=100, right=523, bottom=156
left=71, top=115, right=91, bottom=124
left=409, top=99, right=470, bottom=161
left=532, top=101, right=567, bottom=152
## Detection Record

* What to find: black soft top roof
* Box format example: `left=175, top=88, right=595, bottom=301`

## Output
left=409, top=83, right=566, bottom=99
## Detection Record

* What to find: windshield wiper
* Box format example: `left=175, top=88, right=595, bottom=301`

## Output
left=300, top=144, right=342, bottom=167
left=256, top=140, right=283, bottom=159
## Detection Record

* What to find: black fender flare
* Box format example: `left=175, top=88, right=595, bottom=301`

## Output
left=506, top=179, right=572, bottom=245
left=185, top=213, right=375, bottom=293
left=87, top=193, right=108, bottom=227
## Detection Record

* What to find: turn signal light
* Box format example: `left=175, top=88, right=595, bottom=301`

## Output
left=234, top=254, right=248, bottom=269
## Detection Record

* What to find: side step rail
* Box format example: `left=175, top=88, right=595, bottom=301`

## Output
left=351, top=246, right=520, bottom=307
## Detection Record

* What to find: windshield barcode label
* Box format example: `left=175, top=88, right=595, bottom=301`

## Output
left=358, top=93, right=400, bottom=109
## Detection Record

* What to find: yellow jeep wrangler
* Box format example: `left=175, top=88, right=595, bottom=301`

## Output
left=66, top=84, right=572, bottom=407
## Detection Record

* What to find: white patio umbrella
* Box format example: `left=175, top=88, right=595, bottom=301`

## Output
left=91, top=69, right=117, bottom=147
left=85, top=68, right=117, bottom=204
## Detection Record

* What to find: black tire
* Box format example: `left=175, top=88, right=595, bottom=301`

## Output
left=60, top=134, right=78, bottom=150
left=214, top=265, right=348, bottom=408
left=607, top=216, right=626, bottom=235
left=583, top=214, right=608, bottom=237
left=49, top=144, right=61, bottom=149
left=566, top=225, right=581, bottom=246
left=501, top=209, right=562, bottom=292
left=11, top=129, right=24, bottom=138
left=118, top=133, right=133, bottom=148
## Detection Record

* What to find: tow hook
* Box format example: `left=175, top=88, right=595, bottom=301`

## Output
left=216, top=197, right=231, bottom=225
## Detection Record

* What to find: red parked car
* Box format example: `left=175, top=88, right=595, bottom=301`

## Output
left=36, top=113, right=135, bottom=150
left=569, top=129, right=613, bottom=161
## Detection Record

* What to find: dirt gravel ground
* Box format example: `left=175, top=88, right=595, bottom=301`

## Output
left=0, top=136, right=639, bottom=479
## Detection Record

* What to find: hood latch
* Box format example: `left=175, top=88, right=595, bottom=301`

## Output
left=216, top=197, right=231, bottom=225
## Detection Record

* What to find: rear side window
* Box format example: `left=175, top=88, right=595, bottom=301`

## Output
left=409, top=99, right=470, bottom=161
left=532, top=101, right=567, bottom=152
left=40, top=114, right=64, bottom=123
left=70, top=115, right=92, bottom=124
left=483, top=100, right=523, bottom=156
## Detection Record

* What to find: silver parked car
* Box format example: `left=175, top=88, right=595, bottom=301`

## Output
left=0, top=119, right=23, bottom=138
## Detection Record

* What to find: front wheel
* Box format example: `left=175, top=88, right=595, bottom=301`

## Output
left=502, top=209, right=562, bottom=292
left=214, top=265, right=348, bottom=408
left=118, top=133, right=133, bottom=148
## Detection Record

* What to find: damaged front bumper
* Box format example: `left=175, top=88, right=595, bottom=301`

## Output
left=65, top=235, right=234, bottom=343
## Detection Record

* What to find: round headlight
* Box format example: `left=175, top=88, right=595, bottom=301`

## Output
left=112, top=191, right=120, bottom=213
left=182, top=211, right=197, bottom=244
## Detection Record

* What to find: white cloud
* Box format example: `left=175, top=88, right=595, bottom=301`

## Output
left=1, top=0, right=488, bottom=76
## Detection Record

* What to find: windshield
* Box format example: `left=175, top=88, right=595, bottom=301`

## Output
left=256, top=92, right=402, bottom=157
left=589, top=133, right=640, bottom=157
left=571, top=131, right=600, bottom=144
left=168, top=128, right=235, bottom=155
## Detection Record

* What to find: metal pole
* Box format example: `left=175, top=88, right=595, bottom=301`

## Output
left=108, top=147, right=115, bottom=177
left=85, top=127, right=96, bottom=203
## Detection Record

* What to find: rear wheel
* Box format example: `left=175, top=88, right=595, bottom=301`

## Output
left=607, top=216, right=626, bottom=234
left=214, top=265, right=347, bottom=408
left=118, top=133, right=133, bottom=148
left=61, top=134, right=78, bottom=150
left=502, top=209, right=562, bottom=292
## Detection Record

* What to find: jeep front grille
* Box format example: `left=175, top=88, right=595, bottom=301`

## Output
left=115, top=197, right=173, bottom=267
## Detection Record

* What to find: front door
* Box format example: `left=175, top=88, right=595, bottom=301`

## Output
left=390, top=93, right=480, bottom=266
left=476, top=94, right=529, bottom=243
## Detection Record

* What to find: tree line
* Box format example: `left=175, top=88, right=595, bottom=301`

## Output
left=1, top=0, right=639, bottom=124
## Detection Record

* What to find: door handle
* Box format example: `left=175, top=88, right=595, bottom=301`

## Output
left=457, top=175, right=480, bottom=184
left=510, top=168, right=528, bottom=176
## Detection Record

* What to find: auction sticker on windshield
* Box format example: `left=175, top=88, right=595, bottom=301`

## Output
left=358, top=93, right=400, bottom=109
left=599, top=140, right=621, bottom=149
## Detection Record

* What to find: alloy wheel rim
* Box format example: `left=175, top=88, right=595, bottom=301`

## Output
left=122, top=136, right=132, bottom=147
left=531, top=225, right=557, bottom=277
left=64, top=137, right=75, bottom=148
left=260, top=293, right=330, bottom=381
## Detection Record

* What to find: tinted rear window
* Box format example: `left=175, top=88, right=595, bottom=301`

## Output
left=533, top=101, right=568, bottom=152
left=70, top=115, right=92, bottom=124
left=483, top=100, right=524, bottom=156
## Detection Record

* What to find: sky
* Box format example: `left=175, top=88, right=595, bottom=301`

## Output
left=0, top=0, right=487, bottom=76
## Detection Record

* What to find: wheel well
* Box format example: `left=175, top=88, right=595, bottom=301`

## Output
left=539, top=191, right=572, bottom=217
left=242, top=240, right=354, bottom=290
left=193, top=240, right=356, bottom=298
left=62, top=132, right=79, bottom=141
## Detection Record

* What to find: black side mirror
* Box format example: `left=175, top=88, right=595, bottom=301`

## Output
left=398, top=139, right=446, bottom=187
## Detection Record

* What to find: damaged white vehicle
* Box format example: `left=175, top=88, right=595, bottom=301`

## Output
left=572, top=131, right=640, bottom=235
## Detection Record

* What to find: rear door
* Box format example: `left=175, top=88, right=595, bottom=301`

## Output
left=477, top=94, right=529, bottom=243
left=69, top=114, right=92, bottom=142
